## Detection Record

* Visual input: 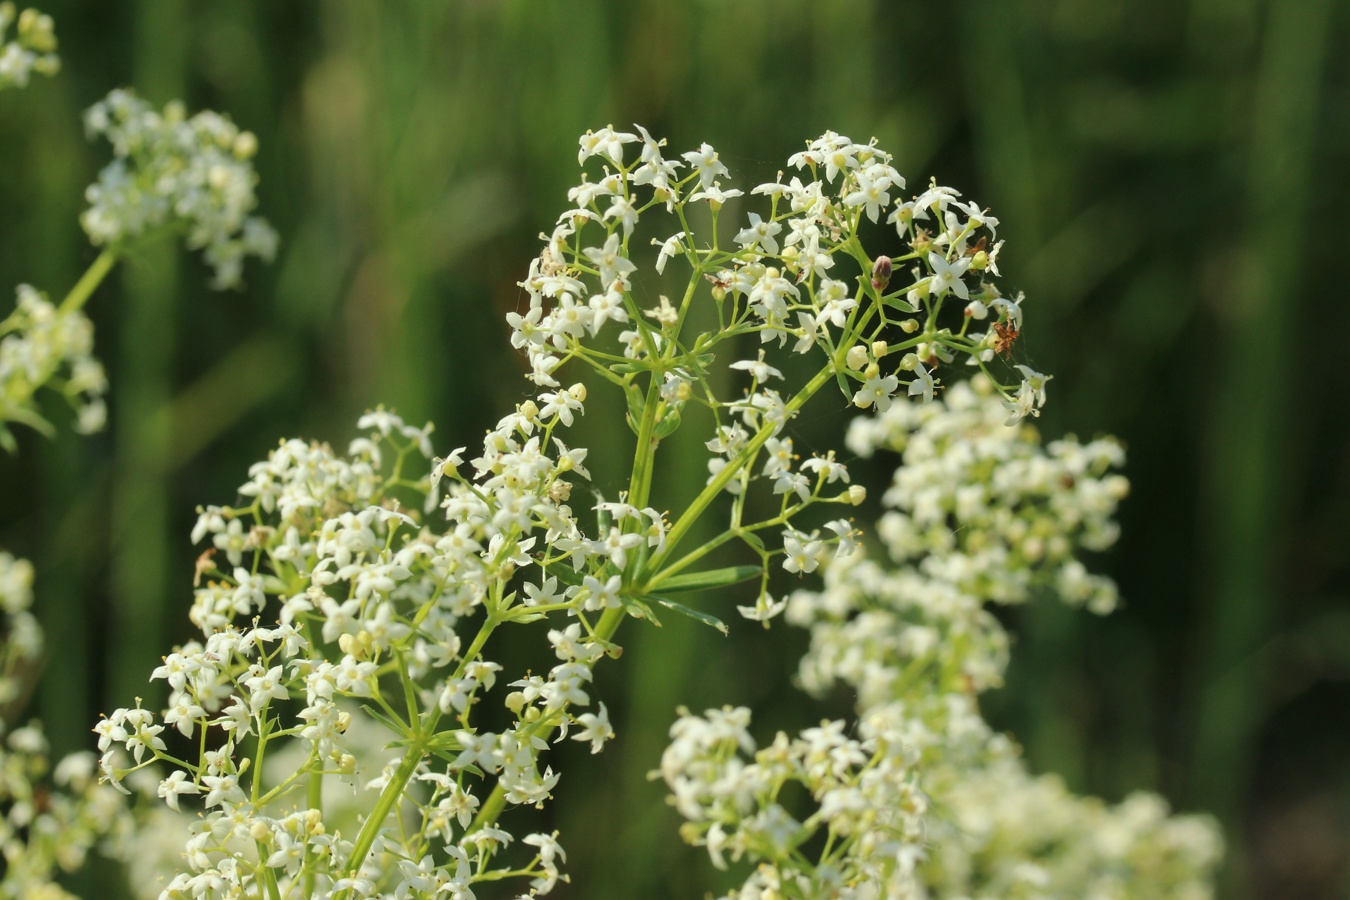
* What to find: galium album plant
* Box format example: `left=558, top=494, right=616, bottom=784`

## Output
left=0, top=7, right=1219, bottom=898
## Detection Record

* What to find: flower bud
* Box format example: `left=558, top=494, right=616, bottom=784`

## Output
left=847, top=485, right=867, bottom=506
left=505, top=691, right=527, bottom=714
left=871, top=340, right=888, bottom=359
left=871, top=255, right=893, bottom=291
left=233, top=131, right=258, bottom=160
left=846, top=345, right=869, bottom=371
left=864, top=362, right=880, bottom=380
left=250, top=821, right=272, bottom=843
left=568, top=383, right=587, bottom=403
left=711, top=285, right=727, bottom=302
left=519, top=399, right=539, bottom=421
left=899, top=318, right=920, bottom=334
left=899, top=353, right=919, bottom=372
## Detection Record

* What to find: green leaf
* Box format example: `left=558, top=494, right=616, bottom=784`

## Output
left=625, top=383, right=646, bottom=418
left=739, top=530, right=768, bottom=555
left=884, top=294, right=917, bottom=314
left=648, top=595, right=728, bottom=635
left=835, top=367, right=853, bottom=403
left=653, top=405, right=682, bottom=439
left=621, top=594, right=662, bottom=626
left=361, top=704, right=410, bottom=739
left=549, top=565, right=584, bottom=588
left=656, top=565, right=762, bottom=593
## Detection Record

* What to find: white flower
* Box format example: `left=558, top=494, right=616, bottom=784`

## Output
left=157, top=770, right=201, bottom=812
left=927, top=251, right=972, bottom=300
left=681, top=142, right=730, bottom=189
left=907, top=361, right=936, bottom=404
left=572, top=703, right=614, bottom=754
left=734, top=213, right=783, bottom=255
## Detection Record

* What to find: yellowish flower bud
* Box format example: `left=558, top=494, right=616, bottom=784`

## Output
left=233, top=131, right=258, bottom=160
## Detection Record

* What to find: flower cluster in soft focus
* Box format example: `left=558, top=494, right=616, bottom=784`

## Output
left=0, top=3, right=57, bottom=91
left=0, top=725, right=135, bottom=900
left=0, top=552, right=40, bottom=710
left=0, top=284, right=108, bottom=448
left=1, top=552, right=138, bottom=899
left=81, top=89, right=278, bottom=289
left=659, top=379, right=1222, bottom=898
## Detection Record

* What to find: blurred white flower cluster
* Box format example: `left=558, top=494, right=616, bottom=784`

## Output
left=0, top=284, right=108, bottom=447
left=659, top=378, right=1222, bottom=897
left=0, top=552, right=40, bottom=709
left=2, top=9, right=294, bottom=896
left=0, top=3, right=57, bottom=91
left=81, top=89, right=278, bottom=289
left=1, top=552, right=139, bottom=899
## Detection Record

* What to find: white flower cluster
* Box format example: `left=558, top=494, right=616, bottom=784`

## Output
left=0, top=283, right=108, bottom=448
left=814, top=375, right=1128, bottom=706
left=81, top=89, right=278, bottom=289
left=1, top=553, right=137, bottom=898
left=0, top=3, right=57, bottom=91
left=98, top=411, right=585, bottom=897
left=660, top=706, right=926, bottom=896
left=924, top=753, right=1223, bottom=899
left=0, top=551, right=40, bottom=707
left=97, top=126, right=1022, bottom=897
left=660, top=381, right=1220, bottom=896
left=0, top=724, right=135, bottom=899
left=518, top=127, right=1043, bottom=423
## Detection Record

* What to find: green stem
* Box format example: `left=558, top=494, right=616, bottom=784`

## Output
left=335, top=613, right=500, bottom=895
left=648, top=362, right=837, bottom=573
left=464, top=604, right=626, bottom=837
left=58, top=249, right=118, bottom=315
left=335, top=746, right=421, bottom=895
left=464, top=368, right=838, bottom=843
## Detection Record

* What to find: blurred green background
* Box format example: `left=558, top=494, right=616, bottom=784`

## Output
left=1, top=0, right=1347, bottom=897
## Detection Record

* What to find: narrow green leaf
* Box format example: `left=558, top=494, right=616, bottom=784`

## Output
left=657, top=565, right=762, bottom=593
left=361, top=704, right=410, bottom=739
left=621, top=594, right=661, bottom=626
left=648, top=595, right=728, bottom=635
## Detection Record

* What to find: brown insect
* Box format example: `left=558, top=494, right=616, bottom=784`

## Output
left=992, top=321, right=1019, bottom=358
left=194, top=548, right=217, bottom=587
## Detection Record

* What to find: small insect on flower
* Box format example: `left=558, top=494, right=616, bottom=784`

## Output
left=993, top=320, right=1019, bottom=358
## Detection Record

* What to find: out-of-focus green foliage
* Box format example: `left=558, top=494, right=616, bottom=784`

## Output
left=0, top=1, right=1346, bottom=897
